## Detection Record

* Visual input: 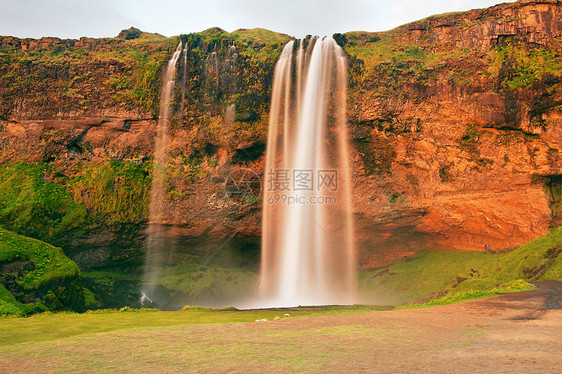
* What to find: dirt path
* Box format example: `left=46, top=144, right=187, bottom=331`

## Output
left=1, top=283, right=560, bottom=373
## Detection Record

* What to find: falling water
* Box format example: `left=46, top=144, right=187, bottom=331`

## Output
left=224, top=44, right=238, bottom=98
left=223, top=44, right=237, bottom=132
left=142, top=42, right=183, bottom=303
left=204, top=49, right=219, bottom=104
left=179, top=42, right=188, bottom=119
left=260, top=36, right=356, bottom=307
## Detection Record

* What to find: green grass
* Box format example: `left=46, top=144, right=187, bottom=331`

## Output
left=400, top=279, right=535, bottom=309
left=366, top=227, right=562, bottom=305
left=0, top=307, right=370, bottom=347
left=144, top=262, right=258, bottom=303
left=0, top=307, right=428, bottom=373
left=362, top=250, right=495, bottom=304
left=230, top=28, right=292, bottom=44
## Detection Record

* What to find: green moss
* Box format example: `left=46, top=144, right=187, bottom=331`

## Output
left=546, top=177, right=562, bottom=223
left=439, top=164, right=454, bottom=182
left=145, top=262, right=258, bottom=302
left=389, top=193, right=406, bottom=204
left=487, top=44, right=562, bottom=90
left=82, top=287, right=102, bottom=310
left=0, top=163, right=87, bottom=240
left=344, top=30, right=469, bottom=75
left=0, top=226, right=84, bottom=315
left=354, top=135, right=396, bottom=175
left=0, top=284, right=33, bottom=316
left=458, top=125, right=480, bottom=157
left=81, top=270, right=137, bottom=282
left=368, top=227, right=562, bottom=304
left=1, top=36, right=176, bottom=115
left=0, top=161, right=150, bottom=241
left=0, top=227, right=79, bottom=289
left=70, top=161, right=151, bottom=224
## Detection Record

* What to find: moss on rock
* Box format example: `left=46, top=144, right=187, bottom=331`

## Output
left=0, top=227, right=84, bottom=315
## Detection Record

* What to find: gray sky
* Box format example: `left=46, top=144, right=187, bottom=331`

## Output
left=0, top=0, right=511, bottom=39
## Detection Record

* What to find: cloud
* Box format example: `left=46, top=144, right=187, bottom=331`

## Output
left=0, top=0, right=136, bottom=39
left=0, top=0, right=507, bottom=39
left=107, top=0, right=385, bottom=38
left=225, top=0, right=381, bottom=37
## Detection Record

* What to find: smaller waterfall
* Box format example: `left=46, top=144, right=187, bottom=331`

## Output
left=204, top=43, right=238, bottom=108
left=142, top=42, right=183, bottom=304
left=204, top=49, right=219, bottom=104
left=179, top=43, right=188, bottom=119
left=225, top=44, right=238, bottom=98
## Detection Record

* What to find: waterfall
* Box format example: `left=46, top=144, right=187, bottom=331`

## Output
left=179, top=42, right=188, bottom=119
left=204, top=49, right=219, bottom=104
left=224, top=44, right=237, bottom=132
left=259, top=36, right=356, bottom=307
left=142, top=41, right=183, bottom=304
left=225, top=44, right=238, bottom=99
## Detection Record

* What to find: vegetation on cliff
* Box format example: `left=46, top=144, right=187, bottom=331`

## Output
left=0, top=162, right=151, bottom=243
left=0, top=34, right=176, bottom=117
left=0, top=163, right=87, bottom=240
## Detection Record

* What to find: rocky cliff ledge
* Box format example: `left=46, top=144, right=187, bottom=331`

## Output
left=0, top=1, right=560, bottom=269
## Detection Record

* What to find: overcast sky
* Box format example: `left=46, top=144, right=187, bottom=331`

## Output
left=1, top=0, right=511, bottom=39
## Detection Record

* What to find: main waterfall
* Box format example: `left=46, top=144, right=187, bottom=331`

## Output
left=260, top=36, right=356, bottom=307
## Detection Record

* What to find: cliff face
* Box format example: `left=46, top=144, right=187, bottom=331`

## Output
left=406, top=0, right=562, bottom=50
left=0, top=1, right=561, bottom=269
left=344, top=0, right=562, bottom=266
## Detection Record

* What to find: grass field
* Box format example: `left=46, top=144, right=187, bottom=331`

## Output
left=0, top=307, right=377, bottom=347
left=0, top=285, right=559, bottom=373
